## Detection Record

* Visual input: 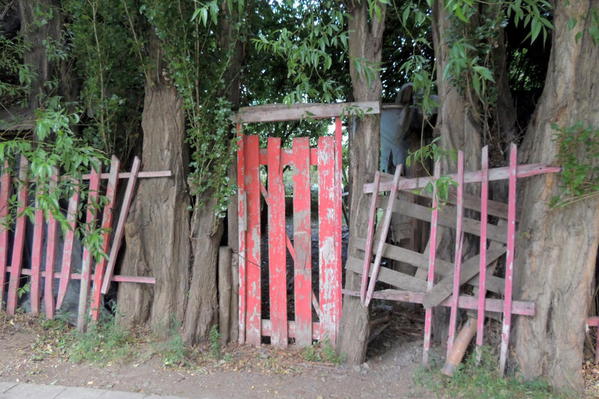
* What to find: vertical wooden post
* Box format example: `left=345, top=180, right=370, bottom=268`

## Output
left=100, top=157, right=141, bottom=294
left=318, top=136, right=342, bottom=342
left=30, top=189, right=44, bottom=315
left=77, top=166, right=101, bottom=331
left=447, top=151, right=465, bottom=356
left=245, top=135, right=262, bottom=346
left=90, top=157, right=120, bottom=321
left=360, top=171, right=381, bottom=304
left=44, top=170, right=59, bottom=319
left=499, top=143, right=517, bottom=375
left=267, top=137, right=287, bottom=347
left=7, top=156, right=29, bottom=315
left=218, top=246, right=233, bottom=344
left=236, top=125, right=247, bottom=345
left=423, top=160, right=441, bottom=365
left=56, top=183, right=80, bottom=310
left=293, top=137, right=313, bottom=346
left=476, top=146, right=489, bottom=356
left=364, top=165, right=402, bottom=306
left=0, top=161, right=10, bottom=307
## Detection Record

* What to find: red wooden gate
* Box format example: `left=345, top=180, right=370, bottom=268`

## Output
left=237, top=119, right=343, bottom=348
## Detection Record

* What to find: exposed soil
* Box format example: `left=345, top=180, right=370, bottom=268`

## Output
left=0, top=312, right=433, bottom=399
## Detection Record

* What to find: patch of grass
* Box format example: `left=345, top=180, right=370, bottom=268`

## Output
left=157, top=331, right=189, bottom=367
left=415, top=347, right=575, bottom=399
left=209, top=325, right=221, bottom=359
left=301, top=339, right=344, bottom=364
left=68, top=317, right=135, bottom=364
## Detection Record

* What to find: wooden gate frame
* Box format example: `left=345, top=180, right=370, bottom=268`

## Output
left=235, top=102, right=379, bottom=347
left=346, top=143, right=560, bottom=374
left=0, top=156, right=168, bottom=330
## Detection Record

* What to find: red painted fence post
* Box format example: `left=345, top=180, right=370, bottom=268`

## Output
left=293, top=137, right=313, bottom=347
left=57, top=182, right=80, bottom=310
left=476, top=146, right=490, bottom=357
left=0, top=161, right=10, bottom=307
left=236, top=125, right=247, bottom=345
left=44, top=170, right=60, bottom=319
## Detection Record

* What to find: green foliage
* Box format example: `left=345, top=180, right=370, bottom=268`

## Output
left=156, top=330, right=189, bottom=367
left=253, top=0, right=348, bottom=104
left=415, top=347, right=574, bottom=399
left=64, top=0, right=145, bottom=159
left=551, top=122, right=599, bottom=207
left=209, top=325, right=222, bottom=359
left=301, top=339, right=344, bottom=364
left=0, top=32, right=32, bottom=107
left=0, top=97, right=108, bottom=262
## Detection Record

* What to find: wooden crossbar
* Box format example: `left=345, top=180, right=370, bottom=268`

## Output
left=234, top=101, right=379, bottom=123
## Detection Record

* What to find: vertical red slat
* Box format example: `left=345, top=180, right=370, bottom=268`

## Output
left=90, top=156, right=120, bottom=321
left=236, top=125, right=247, bottom=344
left=333, top=118, right=343, bottom=335
left=423, top=160, right=441, bottom=365
left=318, top=136, right=342, bottom=342
left=267, top=137, right=287, bottom=347
left=499, top=143, right=517, bottom=375
left=44, top=170, right=60, bottom=319
left=360, top=171, right=381, bottom=304
left=30, top=190, right=44, bottom=315
left=293, top=137, right=312, bottom=346
left=476, top=146, right=490, bottom=354
left=100, top=157, right=141, bottom=294
left=0, top=161, right=10, bottom=307
left=364, top=165, right=402, bottom=306
left=447, top=151, right=465, bottom=357
left=77, top=166, right=101, bottom=331
left=245, top=135, right=262, bottom=346
left=56, top=183, right=80, bottom=310
left=6, top=156, right=29, bottom=315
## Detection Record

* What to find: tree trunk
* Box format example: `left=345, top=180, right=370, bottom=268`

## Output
left=117, top=37, right=191, bottom=335
left=337, top=0, right=385, bottom=364
left=513, top=1, right=599, bottom=391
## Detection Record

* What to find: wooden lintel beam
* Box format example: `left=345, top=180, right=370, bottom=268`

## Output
left=234, top=101, right=380, bottom=123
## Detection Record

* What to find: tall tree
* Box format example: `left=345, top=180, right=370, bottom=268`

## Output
left=513, top=1, right=599, bottom=390
left=337, top=0, right=386, bottom=364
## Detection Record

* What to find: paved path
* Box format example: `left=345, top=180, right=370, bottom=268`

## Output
left=0, top=381, right=192, bottom=399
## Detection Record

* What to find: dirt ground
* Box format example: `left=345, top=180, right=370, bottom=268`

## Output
left=0, top=312, right=433, bottom=399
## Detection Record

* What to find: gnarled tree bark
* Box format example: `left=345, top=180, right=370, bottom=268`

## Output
left=513, top=1, right=599, bottom=391
left=337, top=0, right=385, bottom=364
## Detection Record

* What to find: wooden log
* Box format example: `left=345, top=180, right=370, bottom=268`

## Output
left=6, top=156, right=28, bottom=315
left=442, top=317, right=478, bottom=376
left=234, top=101, right=379, bottom=123
left=230, top=253, right=239, bottom=344
left=218, top=246, right=232, bottom=345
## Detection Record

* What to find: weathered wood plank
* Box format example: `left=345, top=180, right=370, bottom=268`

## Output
left=235, top=101, right=379, bottom=123
left=500, top=144, right=518, bottom=375
left=346, top=256, right=427, bottom=292
left=0, top=161, right=11, bottom=306
left=244, top=135, right=262, bottom=346
left=56, top=183, right=80, bottom=310
left=30, top=189, right=44, bottom=315
left=43, top=170, right=60, bottom=319
left=77, top=167, right=100, bottom=330
left=293, top=137, right=312, bottom=347
left=476, top=146, right=490, bottom=352
left=318, top=136, right=342, bottom=342
left=267, top=137, right=288, bottom=347
left=100, top=157, right=141, bottom=294
left=90, top=157, right=120, bottom=321
left=6, top=156, right=28, bottom=315
left=343, top=289, right=535, bottom=316
left=360, top=171, right=381, bottom=304
left=364, top=163, right=560, bottom=193
left=423, top=244, right=506, bottom=308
